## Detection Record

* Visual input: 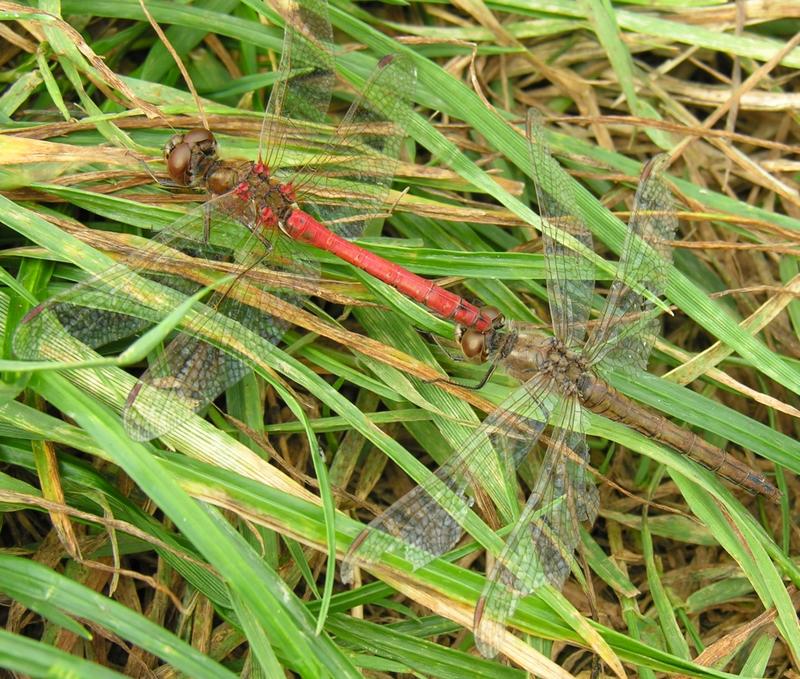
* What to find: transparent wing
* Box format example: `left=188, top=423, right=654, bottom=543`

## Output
left=527, top=110, right=594, bottom=348
left=289, top=53, right=416, bottom=239
left=474, top=399, right=599, bottom=658
left=15, top=194, right=315, bottom=441
left=14, top=203, right=236, bottom=359
left=583, top=155, right=676, bottom=372
left=259, top=0, right=334, bottom=172
left=122, top=219, right=316, bottom=440
left=341, top=373, right=553, bottom=584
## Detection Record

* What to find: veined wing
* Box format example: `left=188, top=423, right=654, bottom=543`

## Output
left=15, top=194, right=315, bottom=440
left=259, top=0, right=335, bottom=173
left=13, top=198, right=244, bottom=360
left=474, top=399, right=599, bottom=658
left=583, top=155, right=677, bottom=372
left=527, top=110, right=594, bottom=349
left=123, top=196, right=319, bottom=440
left=341, top=374, right=552, bottom=585
left=288, top=53, right=416, bottom=239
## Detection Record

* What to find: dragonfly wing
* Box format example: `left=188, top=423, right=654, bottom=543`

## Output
left=474, top=400, right=598, bottom=658
left=259, top=0, right=334, bottom=172
left=13, top=195, right=247, bottom=363
left=123, top=200, right=318, bottom=441
left=289, top=53, right=417, bottom=239
left=341, top=374, right=552, bottom=584
left=15, top=193, right=312, bottom=441
left=527, top=110, right=594, bottom=349
left=583, top=155, right=676, bottom=372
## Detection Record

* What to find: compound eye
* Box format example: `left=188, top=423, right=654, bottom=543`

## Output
left=460, top=328, right=488, bottom=360
left=184, top=129, right=217, bottom=159
left=166, top=143, right=191, bottom=184
left=163, top=133, right=184, bottom=160
left=183, top=128, right=215, bottom=146
left=483, top=306, right=503, bottom=325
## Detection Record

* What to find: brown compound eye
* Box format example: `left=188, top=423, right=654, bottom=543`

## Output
left=460, top=327, right=489, bottom=360
left=183, top=128, right=214, bottom=145
left=166, top=142, right=192, bottom=185
left=163, top=133, right=185, bottom=161
left=183, top=128, right=216, bottom=157
left=483, top=306, right=503, bottom=326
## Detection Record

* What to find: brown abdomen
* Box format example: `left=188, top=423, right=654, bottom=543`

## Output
left=579, top=374, right=779, bottom=501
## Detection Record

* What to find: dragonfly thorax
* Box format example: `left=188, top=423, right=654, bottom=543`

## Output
left=504, top=333, right=589, bottom=393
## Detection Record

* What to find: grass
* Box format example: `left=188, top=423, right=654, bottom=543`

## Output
left=0, top=0, right=798, bottom=677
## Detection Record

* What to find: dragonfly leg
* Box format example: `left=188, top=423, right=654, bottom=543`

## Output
left=422, top=331, right=465, bottom=362
left=136, top=155, right=182, bottom=189
left=424, top=359, right=498, bottom=391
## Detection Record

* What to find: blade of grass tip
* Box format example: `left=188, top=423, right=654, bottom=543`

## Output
left=581, top=527, right=639, bottom=598
left=285, top=538, right=321, bottom=599
left=306, top=412, right=335, bottom=634
left=0, top=265, right=38, bottom=306
left=2, top=577, right=91, bottom=638
left=34, top=45, right=71, bottom=122
left=31, top=372, right=360, bottom=677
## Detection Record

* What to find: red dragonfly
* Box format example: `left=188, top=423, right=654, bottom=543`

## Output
left=342, top=111, right=779, bottom=657
left=13, top=0, right=493, bottom=440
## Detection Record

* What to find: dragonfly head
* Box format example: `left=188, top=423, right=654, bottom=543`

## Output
left=457, top=307, right=507, bottom=363
left=165, top=128, right=219, bottom=186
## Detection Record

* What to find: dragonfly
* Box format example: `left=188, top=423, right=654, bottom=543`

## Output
left=13, top=0, right=492, bottom=441
left=342, top=110, right=779, bottom=658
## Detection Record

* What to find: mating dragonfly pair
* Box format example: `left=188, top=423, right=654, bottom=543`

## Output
left=14, top=0, right=778, bottom=659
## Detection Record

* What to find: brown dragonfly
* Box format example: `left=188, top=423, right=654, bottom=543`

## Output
left=342, top=111, right=779, bottom=657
